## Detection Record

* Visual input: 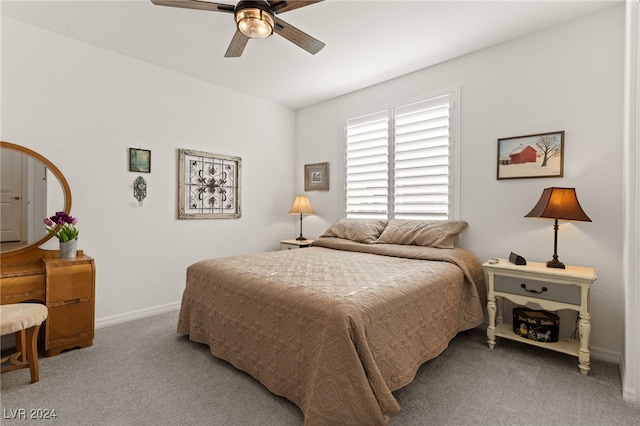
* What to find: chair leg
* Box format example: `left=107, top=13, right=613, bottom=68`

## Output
left=25, top=325, right=41, bottom=384
left=15, top=329, right=26, bottom=363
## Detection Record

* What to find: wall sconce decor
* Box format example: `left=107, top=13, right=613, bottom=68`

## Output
left=525, top=187, right=591, bottom=269
left=289, top=196, right=314, bottom=241
left=134, top=176, right=147, bottom=206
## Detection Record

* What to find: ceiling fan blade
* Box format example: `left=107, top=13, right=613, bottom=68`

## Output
left=225, top=30, right=250, bottom=57
left=150, top=0, right=235, bottom=13
left=274, top=17, right=324, bottom=55
left=268, top=1, right=323, bottom=14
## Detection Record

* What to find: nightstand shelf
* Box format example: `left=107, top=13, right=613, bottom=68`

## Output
left=483, top=258, right=596, bottom=375
left=280, top=239, right=314, bottom=250
left=493, top=323, right=580, bottom=357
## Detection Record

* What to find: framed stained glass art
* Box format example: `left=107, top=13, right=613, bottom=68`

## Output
left=178, top=148, right=242, bottom=219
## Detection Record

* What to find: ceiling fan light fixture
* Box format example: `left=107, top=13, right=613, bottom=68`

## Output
left=236, top=7, right=274, bottom=39
left=151, top=0, right=325, bottom=57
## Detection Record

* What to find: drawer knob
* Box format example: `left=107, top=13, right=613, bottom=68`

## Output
left=521, top=283, right=547, bottom=294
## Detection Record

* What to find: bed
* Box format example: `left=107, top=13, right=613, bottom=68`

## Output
left=177, top=219, right=487, bottom=425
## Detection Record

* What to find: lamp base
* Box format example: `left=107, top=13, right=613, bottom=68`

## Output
left=546, top=220, right=565, bottom=269
left=546, top=259, right=566, bottom=269
left=296, top=235, right=307, bottom=241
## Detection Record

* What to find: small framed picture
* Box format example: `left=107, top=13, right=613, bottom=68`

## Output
left=129, top=148, right=151, bottom=173
left=497, top=131, right=564, bottom=180
left=305, top=162, right=329, bottom=191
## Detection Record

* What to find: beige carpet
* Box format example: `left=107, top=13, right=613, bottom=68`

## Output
left=1, top=309, right=638, bottom=425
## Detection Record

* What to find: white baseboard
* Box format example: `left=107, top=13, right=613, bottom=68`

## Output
left=589, top=345, right=621, bottom=364
left=623, top=386, right=638, bottom=404
left=4, top=304, right=181, bottom=349
left=95, top=301, right=181, bottom=329
left=620, top=354, right=640, bottom=405
left=620, top=356, right=637, bottom=404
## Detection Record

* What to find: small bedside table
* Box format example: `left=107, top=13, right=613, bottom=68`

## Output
left=280, top=239, right=314, bottom=250
left=483, top=259, right=596, bottom=375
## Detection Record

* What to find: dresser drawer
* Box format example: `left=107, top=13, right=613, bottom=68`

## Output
left=0, top=273, right=46, bottom=304
left=47, top=263, right=94, bottom=304
left=494, top=275, right=581, bottom=305
left=46, top=302, right=94, bottom=347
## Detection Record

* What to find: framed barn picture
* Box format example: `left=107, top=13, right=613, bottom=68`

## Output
left=497, top=131, right=564, bottom=180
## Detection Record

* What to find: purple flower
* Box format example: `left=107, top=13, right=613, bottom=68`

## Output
left=49, top=212, right=75, bottom=225
left=44, top=211, right=79, bottom=242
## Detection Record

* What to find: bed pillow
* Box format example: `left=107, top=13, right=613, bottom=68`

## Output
left=375, top=219, right=468, bottom=249
left=320, top=218, right=388, bottom=244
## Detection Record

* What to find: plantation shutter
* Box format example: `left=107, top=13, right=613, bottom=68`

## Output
left=345, top=110, right=389, bottom=219
left=345, top=91, right=455, bottom=220
left=393, top=95, right=450, bottom=219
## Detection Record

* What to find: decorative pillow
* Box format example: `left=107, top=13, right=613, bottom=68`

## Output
left=375, top=219, right=468, bottom=249
left=320, top=218, right=388, bottom=244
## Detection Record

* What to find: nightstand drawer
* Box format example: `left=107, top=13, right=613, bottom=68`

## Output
left=494, top=275, right=581, bottom=305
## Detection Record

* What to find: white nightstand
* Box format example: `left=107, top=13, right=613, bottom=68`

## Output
left=280, top=239, right=314, bottom=250
left=483, top=259, right=597, bottom=375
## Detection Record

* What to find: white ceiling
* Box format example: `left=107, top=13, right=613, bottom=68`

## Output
left=1, top=0, right=619, bottom=109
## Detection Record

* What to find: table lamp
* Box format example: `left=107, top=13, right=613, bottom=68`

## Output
left=525, top=187, right=591, bottom=269
left=289, top=196, right=314, bottom=241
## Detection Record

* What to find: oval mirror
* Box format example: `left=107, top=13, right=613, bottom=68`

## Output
left=1, top=141, right=72, bottom=255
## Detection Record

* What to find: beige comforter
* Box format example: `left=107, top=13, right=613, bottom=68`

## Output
left=177, top=237, right=486, bottom=425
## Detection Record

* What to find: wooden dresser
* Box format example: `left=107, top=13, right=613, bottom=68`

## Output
left=1, top=141, right=95, bottom=357
left=1, top=250, right=96, bottom=357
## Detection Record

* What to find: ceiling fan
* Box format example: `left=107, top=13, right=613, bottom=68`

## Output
left=150, top=0, right=325, bottom=57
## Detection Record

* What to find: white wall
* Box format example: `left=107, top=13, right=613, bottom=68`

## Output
left=296, top=5, right=625, bottom=360
left=1, top=18, right=298, bottom=322
left=623, top=0, right=639, bottom=405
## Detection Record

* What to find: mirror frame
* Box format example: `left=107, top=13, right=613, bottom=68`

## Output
left=1, top=141, right=72, bottom=260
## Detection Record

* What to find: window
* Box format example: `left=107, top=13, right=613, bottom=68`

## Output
left=345, top=88, right=459, bottom=220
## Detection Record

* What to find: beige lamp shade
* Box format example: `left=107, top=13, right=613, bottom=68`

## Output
left=289, top=196, right=314, bottom=215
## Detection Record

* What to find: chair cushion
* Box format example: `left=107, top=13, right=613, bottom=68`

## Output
left=0, top=303, right=48, bottom=335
